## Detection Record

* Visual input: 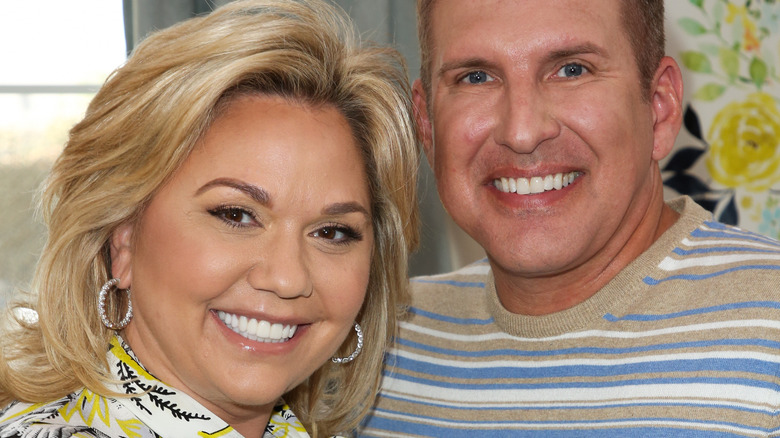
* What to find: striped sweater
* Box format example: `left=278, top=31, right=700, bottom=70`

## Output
left=359, top=197, right=780, bottom=437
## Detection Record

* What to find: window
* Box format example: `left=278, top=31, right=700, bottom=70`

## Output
left=0, top=2, right=126, bottom=303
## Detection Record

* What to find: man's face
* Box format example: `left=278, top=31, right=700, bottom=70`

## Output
left=418, top=0, right=670, bottom=288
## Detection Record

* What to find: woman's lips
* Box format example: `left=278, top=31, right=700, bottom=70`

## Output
left=217, top=310, right=298, bottom=343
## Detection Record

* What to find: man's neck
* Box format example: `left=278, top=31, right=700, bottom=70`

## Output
left=491, top=195, right=679, bottom=316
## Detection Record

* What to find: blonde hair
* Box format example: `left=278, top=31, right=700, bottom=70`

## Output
left=0, top=0, right=419, bottom=435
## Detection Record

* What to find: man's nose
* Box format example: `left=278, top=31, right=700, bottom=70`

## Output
left=492, top=82, right=561, bottom=154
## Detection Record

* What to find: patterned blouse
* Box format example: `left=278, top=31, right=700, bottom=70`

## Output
left=0, top=336, right=316, bottom=437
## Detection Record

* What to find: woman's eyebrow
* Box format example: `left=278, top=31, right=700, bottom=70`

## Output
left=196, top=178, right=271, bottom=206
left=322, top=202, right=371, bottom=218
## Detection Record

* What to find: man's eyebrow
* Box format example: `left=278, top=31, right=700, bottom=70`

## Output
left=322, top=202, right=371, bottom=219
left=196, top=178, right=271, bottom=206
left=437, top=58, right=499, bottom=78
left=436, top=43, right=606, bottom=79
left=543, top=43, right=606, bottom=64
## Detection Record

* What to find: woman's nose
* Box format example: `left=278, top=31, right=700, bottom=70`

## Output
left=247, top=232, right=313, bottom=299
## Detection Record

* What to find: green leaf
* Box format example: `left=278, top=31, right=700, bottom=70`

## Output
left=700, top=43, right=721, bottom=56
left=718, top=48, right=739, bottom=81
left=678, top=17, right=708, bottom=35
left=688, top=0, right=704, bottom=7
left=732, top=17, right=745, bottom=47
left=712, top=1, right=725, bottom=23
left=749, top=57, right=767, bottom=88
left=681, top=51, right=713, bottom=73
left=693, top=83, right=726, bottom=101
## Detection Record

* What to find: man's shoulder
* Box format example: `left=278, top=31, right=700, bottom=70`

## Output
left=410, top=259, right=491, bottom=292
left=648, top=201, right=780, bottom=290
left=406, top=259, right=491, bottom=313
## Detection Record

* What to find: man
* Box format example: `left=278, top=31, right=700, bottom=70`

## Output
left=359, top=0, right=780, bottom=436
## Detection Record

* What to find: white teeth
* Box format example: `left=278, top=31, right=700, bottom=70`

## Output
left=529, top=176, right=544, bottom=194
left=543, top=175, right=554, bottom=191
left=517, top=177, right=530, bottom=194
left=494, top=171, right=579, bottom=195
left=258, top=320, right=271, bottom=338
left=217, top=310, right=297, bottom=343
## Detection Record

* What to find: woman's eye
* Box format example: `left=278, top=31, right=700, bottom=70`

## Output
left=460, top=70, right=494, bottom=84
left=556, top=63, right=588, bottom=78
left=209, top=207, right=256, bottom=227
left=312, top=226, right=362, bottom=245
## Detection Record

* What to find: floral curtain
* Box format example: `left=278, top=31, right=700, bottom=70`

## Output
left=664, top=0, right=780, bottom=237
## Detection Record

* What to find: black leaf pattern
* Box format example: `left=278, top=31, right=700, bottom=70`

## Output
left=664, top=173, right=712, bottom=196
left=718, top=195, right=739, bottom=225
left=684, top=104, right=703, bottom=140
left=690, top=197, right=718, bottom=213
left=662, top=147, right=706, bottom=173
left=113, top=358, right=209, bottom=422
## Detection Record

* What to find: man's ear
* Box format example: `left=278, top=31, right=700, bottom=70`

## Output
left=110, top=222, right=134, bottom=289
left=412, top=78, right=435, bottom=168
left=649, top=56, right=684, bottom=162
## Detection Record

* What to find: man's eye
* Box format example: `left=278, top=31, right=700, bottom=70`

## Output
left=460, top=71, right=494, bottom=84
left=556, top=63, right=588, bottom=78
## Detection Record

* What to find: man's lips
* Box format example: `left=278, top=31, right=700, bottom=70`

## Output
left=492, top=171, right=580, bottom=194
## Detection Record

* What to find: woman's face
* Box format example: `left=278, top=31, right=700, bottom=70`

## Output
left=110, top=94, right=373, bottom=426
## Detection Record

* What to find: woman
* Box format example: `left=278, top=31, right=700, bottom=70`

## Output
left=0, top=0, right=419, bottom=436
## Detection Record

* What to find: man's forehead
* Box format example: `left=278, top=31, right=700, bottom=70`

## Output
left=427, top=0, right=624, bottom=62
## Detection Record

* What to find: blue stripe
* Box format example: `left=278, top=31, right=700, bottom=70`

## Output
left=407, top=307, right=494, bottom=325
left=691, top=227, right=780, bottom=246
left=386, top=356, right=780, bottom=388
left=360, top=409, right=770, bottom=437
left=412, top=278, right=485, bottom=288
left=673, top=246, right=780, bottom=255
left=643, top=264, right=780, bottom=285
left=375, top=393, right=778, bottom=416
left=396, top=336, right=780, bottom=359
left=702, top=222, right=780, bottom=245
left=604, top=301, right=780, bottom=321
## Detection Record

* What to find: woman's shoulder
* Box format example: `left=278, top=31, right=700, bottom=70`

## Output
left=0, top=390, right=159, bottom=438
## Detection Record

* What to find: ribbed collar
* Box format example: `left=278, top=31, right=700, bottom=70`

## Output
left=486, top=196, right=710, bottom=338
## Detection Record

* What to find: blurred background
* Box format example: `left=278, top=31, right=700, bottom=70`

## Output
left=1, top=0, right=779, bottom=306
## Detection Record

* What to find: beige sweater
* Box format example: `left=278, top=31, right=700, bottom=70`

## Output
left=360, top=197, right=780, bottom=437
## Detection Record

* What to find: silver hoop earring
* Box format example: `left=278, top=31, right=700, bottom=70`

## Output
left=98, top=278, right=133, bottom=330
left=332, top=322, right=363, bottom=364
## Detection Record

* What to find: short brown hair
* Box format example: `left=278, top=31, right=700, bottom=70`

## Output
left=417, top=0, right=665, bottom=100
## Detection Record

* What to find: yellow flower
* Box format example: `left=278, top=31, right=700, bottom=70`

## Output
left=706, top=93, right=780, bottom=192
left=742, top=19, right=760, bottom=52
left=725, top=4, right=746, bottom=24
left=725, top=4, right=760, bottom=52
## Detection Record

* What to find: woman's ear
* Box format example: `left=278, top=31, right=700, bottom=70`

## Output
left=110, top=222, right=134, bottom=289
left=650, top=56, right=685, bottom=162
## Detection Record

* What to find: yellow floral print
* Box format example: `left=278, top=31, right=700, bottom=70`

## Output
left=59, top=389, right=111, bottom=428
left=706, top=92, right=780, bottom=191
left=726, top=4, right=761, bottom=52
